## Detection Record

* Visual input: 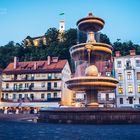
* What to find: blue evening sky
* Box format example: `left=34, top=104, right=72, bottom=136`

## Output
left=0, top=0, right=140, bottom=46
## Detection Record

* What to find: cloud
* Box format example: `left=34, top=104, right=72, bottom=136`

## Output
left=0, top=8, right=7, bottom=15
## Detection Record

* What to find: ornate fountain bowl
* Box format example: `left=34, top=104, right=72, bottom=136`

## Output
left=66, top=76, right=118, bottom=91
left=77, top=13, right=105, bottom=32
left=70, top=42, right=112, bottom=61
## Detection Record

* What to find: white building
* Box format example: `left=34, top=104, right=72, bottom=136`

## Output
left=114, top=50, right=140, bottom=108
left=1, top=56, right=73, bottom=107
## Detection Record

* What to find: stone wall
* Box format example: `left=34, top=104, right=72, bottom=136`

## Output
left=39, top=108, right=140, bottom=124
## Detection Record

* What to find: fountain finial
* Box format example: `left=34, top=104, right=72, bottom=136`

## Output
left=88, top=13, right=93, bottom=16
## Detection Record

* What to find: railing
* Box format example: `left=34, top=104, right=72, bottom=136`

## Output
left=2, top=87, right=61, bottom=92
left=1, top=98, right=61, bottom=103
left=98, top=99, right=115, bottom=104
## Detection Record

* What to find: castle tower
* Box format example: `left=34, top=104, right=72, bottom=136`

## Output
left=59, top=20, right=65, bottom=33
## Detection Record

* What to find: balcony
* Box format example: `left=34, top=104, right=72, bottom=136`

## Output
left=1, top=98, right=61, bottom=103
left=3, top=77, right=61, bottom=82
left=98, top=98, right=115, bottom=104
left=2, top=87, right=61, bottom=92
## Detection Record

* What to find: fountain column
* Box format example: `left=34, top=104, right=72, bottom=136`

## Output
left=86, top=90, right=98, bottom=107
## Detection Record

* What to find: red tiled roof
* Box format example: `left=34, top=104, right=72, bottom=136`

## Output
left=3, top=60, right=67, bottom=74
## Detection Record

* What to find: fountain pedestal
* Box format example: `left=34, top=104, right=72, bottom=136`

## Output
left=86, top=90, right=99, bottom=107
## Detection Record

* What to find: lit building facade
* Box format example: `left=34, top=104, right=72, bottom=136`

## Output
left=24, top=20, right=65, bottom=47
left=114, top=50, right=140, bottom=108
left=1, top=57, right=73, bottom=107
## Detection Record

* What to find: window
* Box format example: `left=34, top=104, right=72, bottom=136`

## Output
left=19, top=94, right=22, bottom=99
left=25, top=83, right=29, bottom=88
left=41, top=82, right=45, bottom=88
left=31, top=74, right=34, bottom=80
left=41, top=93, right=45, bottom=99
left=138, top=85, right=140, bottom=93
left=5, top=93, right=8, bottom=99
left=128, top=84, right=133, bottom=93
left=118, top=85, right=123, bottom=94
left=128, top=97, right=133, bottom=104
left=48, top=74, right=52, bottom=79
left=47, top=93, right=51, bottom=99
left=36, top=74, right=40, bottom=77
left=13, top=94, right=16, bottom=100
left=137, top=72, right=140, bottom=80
left=19, top=84, right=23, bottom=89
left=117, top=61, right=121, bottom=68
left=54, top=93, right=57, bottom=98
left=30, top=83, right=34, bottom=87
left=136, top=60, right=140, bottom=67
left=118, top=73, right=123, bottom=80
left=30, top=94, right=34, bottom=100
left=42, top=74, right=46, bottom=77
left=47, top=82, right=51, bottom=90
left=120, top=98, right=123, bottom=104
left=6, top=75, right=10, bottom=78
left=13, top=84, right=17, bottom=90
left=126, top=60, right=131, bottom=68
left=6, top=83, right=9, bottom=89
left=127, top=72, right=132, bottom=80
left=106, top=94, right=109, bottom=101
left=54, top=82, right=57, bottom=88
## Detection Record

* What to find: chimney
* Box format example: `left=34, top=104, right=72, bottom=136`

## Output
left=34, top=62, right=37, bottom=70
left=130, top=50, right=136, bottom=56
left=47, top=56, right=51, bottom=65
left=14, top=57, right=18, bottom=69
left=115, top=51, right=121, bottom=57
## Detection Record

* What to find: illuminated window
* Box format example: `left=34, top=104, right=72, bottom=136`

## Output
left=128, top=84, right=133, bottom=93
left=118, top=85, right=123, bottom=94
left=48, top=74, right=52, bottom=79
left=127, top=72, right=132, bottom=80
left=118, top=73, right=123, bottom=80
left=117, top=61, right=121, bottom=68
left=138, top=85, right=140, bottom=93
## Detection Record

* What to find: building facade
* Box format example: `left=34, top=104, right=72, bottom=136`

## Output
left=114, top=50, right=140, bottom=108
left=24, top=20, right=65, bottom=47
left=1, top=56, right=73, bottom=107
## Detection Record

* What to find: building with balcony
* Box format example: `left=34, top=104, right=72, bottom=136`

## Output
left=1, top=56, right=73, bottom=107
left=114, top=50, right=140, bottom=108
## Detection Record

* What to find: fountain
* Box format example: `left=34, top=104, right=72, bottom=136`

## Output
left=39, top=13, right=140, bottom=124
left=66, top=13, right=118, bottom=107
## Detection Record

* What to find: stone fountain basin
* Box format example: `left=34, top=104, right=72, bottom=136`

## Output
left=66, top=76, right=118, bottom=91
left=70, top=42, right=112, bottom=61
left=77, top=17, right=105, bottom=32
